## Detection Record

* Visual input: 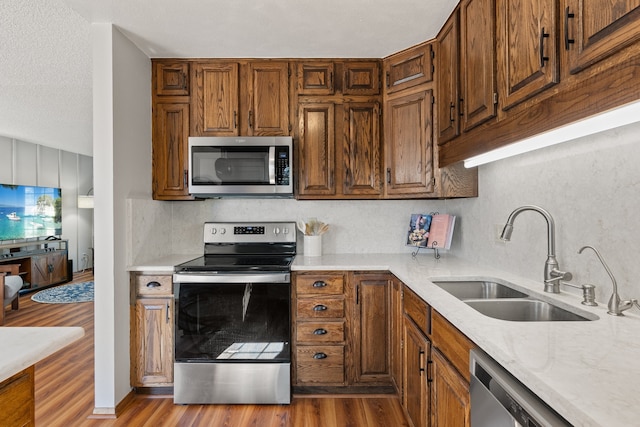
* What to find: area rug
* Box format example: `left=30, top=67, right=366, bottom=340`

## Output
left=31, top=281, right=94, bottom=304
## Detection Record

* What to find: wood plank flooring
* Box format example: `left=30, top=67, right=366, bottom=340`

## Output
left=3, top=271, right=409, bottom=426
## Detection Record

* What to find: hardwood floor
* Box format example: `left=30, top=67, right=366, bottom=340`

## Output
left=3, top=271, right=409, bottom=427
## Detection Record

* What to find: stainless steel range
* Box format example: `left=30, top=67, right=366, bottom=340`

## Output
left=173, top=222, right=295, bottom=404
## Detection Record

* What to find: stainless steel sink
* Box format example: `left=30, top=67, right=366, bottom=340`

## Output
left=465, top=299, right=594, bottom=322
left=431, top=278, right=597, bottom=321
left=432, top=280, right=529, bottom=299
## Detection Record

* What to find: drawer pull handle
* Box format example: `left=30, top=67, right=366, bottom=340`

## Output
left=146, top=281, right=161, bottom=288
left=313, top=352, right=327, bottom=360
left=312, top=281, right=327, bottom=288
left=313, top=304, right=327, bottom=311
left=313, top=328, right=327, bottom=335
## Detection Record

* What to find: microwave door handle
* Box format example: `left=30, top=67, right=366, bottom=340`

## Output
left=268, top=146, right=276, bottom=184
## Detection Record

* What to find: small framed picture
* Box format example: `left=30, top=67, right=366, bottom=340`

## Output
left=406, top=214, right=432, bottom=247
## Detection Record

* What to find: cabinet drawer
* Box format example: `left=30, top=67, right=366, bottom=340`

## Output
left=403, top=285, right=430, bottom=336
left=296, top=321, right=345, bottom=343
left=296, top=274, right=344, bottom=295
left=297, top=297, right=345, bottom=319
left=134, top=274, right=173, bottom=296
left=432, top=310, right=475, bottom=383
left=296, top=345, right=345, bottom=384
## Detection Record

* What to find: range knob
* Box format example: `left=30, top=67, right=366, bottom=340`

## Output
left=273, top=227, right=281, bottom=235
left=219, top=228, right=226, bottom=235
left=210, top=227, right=217, bottom=235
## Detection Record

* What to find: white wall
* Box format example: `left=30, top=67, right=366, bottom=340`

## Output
left=0, top=135, right=93, bottom=271
left=93, top=23, right=151, bottom=414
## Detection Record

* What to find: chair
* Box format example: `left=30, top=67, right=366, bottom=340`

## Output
left=1, top=264, right=23, bottom=326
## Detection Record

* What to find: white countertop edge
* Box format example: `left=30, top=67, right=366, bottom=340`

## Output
left=0, top=326, right=85, bottom=383
left=127, top=254, right=201, bottom=272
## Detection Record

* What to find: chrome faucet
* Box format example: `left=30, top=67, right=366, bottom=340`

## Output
left=578, top=245, right=638, bottom=316
left=500, top=205, right=572, bottom=293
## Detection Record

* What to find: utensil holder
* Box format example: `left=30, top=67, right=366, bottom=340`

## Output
left=304, top=235, right=322, bottom=257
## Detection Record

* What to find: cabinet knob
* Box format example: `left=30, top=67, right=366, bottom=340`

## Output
left=313, top=352, right=327, bottom=360
left=312, top=281, right=327, bottom=288
left=313, top=328, right=327, bottom=335
left=313, top=304, right=327, bottom=311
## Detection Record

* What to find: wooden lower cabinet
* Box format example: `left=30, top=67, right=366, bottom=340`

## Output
left=431, top=348, right=470, bottom=427
left=0, top=366, right=34, bottom=427
left=403, top=315, right=430, bottom=427
left=399, top=283, right=474, bottom=427
left=130, top=273, right=174, bottom=387
left=292, top=271, right=392, bottom=390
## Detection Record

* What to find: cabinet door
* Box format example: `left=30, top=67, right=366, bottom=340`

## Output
left=49, top=251, right=67, bottom=284
left=31, top=254, right=50, bottom=286
left=436, top=9, right=460, bottom=144
left=343, top=61, right=380, bottom=95
left=298, top=102, right=335, bottom=196
left=297, top=62, right=335, bottom=95
left=154, top=61, right=189, bottom=96
left=403, top=316, right=430, bottom=427
left=384, top=43, right=434, bottom=94
left=390, top=277, right=403, bottom=394
left=192, top=62, right=239, bottom=136
left=152, top=102, right=191, bottom=200
left=431, top=348, right=470, bottom=427
left=460, top=0, right=497, bottom=132
left=247, top=61, right=290, bottom=136
left=343, top=102, right=382, bottom=196
left=133, top=298, right=174, bottom=386
left=564, top=0, right=640, bottom=73
left=384, top=89, right=435, bottom=197
left=497, top=0, right=558, bottom=110
left=352, top=274, right=390, bottom=384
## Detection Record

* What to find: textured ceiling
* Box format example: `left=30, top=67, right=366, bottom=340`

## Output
left=0, top=0, right=93, bottom=156
left=1, top=0, right=456, bottom=157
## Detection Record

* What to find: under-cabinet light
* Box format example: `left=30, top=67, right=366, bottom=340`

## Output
left=463, top=100, right=640, bottom=168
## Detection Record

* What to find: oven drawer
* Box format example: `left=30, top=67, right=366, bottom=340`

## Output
left=297, top=297, right=345, bottom=318
left=296, top=274, right=344, bottom=295
left=134, top=274, right=173, bottom=297
left=296, top=321, right=345, bottom=343
left=296, top=345, right=345, bottom=384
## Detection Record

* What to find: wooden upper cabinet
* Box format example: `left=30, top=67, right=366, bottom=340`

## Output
left=153, top=102, right=191, bottom=200
left=343, top=102, right=382, bottom=196
left=384, top=89, right=435, bottom=197
left=460, top=0, right=497, bottom=132
left=563, top=0, right=640, bottom=74
left=384, top=43, right=434, bottom=94
left=298, top=102, right=335, bottom=196
left=343, top=61, right=380, bottom=95
left=192, top=62, right=239, bottom=136
left=297, top=62, right=335, bottom=95
left=247, top=61, right=290, bottom=135
left=154, top=62, right=189, bottom=96
left=436, top=10, right=460, bottom=145
left=497, top=0, right=559, bottom=110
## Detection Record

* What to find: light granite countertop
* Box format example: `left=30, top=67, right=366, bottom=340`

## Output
left=0, top=326, right=85, bottom=383
left=129, top=252, right=640, bottom=426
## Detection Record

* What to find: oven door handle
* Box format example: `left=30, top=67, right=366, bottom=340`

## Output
left=173, top=272, right=290, bottom=284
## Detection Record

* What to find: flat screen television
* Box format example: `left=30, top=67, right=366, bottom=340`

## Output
left=0, top=184, right=62, bottom=242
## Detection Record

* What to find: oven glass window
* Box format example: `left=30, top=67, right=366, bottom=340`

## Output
left=192, top=146, right=270, bottom=185
left=175, top=283, right=290, bottom=362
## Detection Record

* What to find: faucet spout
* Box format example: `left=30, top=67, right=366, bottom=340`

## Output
left=578, top=245, right=633, bottom=316
left=500, top=205, right=570, bottom=293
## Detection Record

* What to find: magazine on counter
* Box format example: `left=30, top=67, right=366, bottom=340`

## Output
left=406, top=213, right=456, bottom=249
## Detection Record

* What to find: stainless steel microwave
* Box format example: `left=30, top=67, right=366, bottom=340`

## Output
left=188, top=136, right=293, bottom=197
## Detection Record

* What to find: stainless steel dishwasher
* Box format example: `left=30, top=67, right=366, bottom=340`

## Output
left=470, top=349, right=572, bottom=427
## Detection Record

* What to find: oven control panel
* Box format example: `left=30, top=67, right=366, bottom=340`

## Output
left=203, top=222, right=296, bottom=244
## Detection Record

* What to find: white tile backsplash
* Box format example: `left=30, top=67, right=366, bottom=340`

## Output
left=130, top=120, right=640, bottom=305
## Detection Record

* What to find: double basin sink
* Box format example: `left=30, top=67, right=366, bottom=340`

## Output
left=431, top=279, right=598, bottom=322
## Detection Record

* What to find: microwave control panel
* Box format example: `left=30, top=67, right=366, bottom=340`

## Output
left=276, top=147, right=290, bottom=185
